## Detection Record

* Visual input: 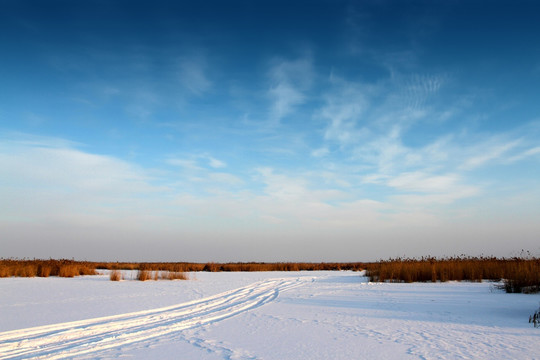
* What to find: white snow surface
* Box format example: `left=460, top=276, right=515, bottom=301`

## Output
left=0, top=271, right=539, bottom=359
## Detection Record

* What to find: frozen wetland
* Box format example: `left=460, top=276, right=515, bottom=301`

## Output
left=1, top=271, right=539, bottom=359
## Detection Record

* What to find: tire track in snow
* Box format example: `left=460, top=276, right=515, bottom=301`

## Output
left=0, top=278, right=304, bottom=359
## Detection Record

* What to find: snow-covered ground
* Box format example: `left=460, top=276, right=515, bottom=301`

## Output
left=1, top=271, right=539, bottom=359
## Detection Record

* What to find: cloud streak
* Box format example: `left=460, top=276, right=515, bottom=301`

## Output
left=267, top=57, right=313, bottom=122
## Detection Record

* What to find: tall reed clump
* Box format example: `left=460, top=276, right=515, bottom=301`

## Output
left=58, top=265, right=79, bottom=278
left=109, top=270, right=123, bottom=281
left=0, top=265, right=9, bottom=278
left=137, top=269, right=152, bottom=281
left=499, top=258, right=540, bottom=293
left=15, top=264, right=38, bottom=277
left=366, top=256, right=540, bottom=293
left=37, top=264, right=52, bottom=277
left=163, top=271, right=188, bottom=280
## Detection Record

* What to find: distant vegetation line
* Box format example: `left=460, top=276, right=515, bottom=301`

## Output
left=0, top=259, right=364, bottom=277
left=1, top=257, right=539, bottom=293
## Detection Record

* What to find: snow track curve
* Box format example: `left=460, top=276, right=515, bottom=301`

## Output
left=0, top=278, right=303, bottom=359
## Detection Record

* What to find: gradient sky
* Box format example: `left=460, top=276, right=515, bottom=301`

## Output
left=1, top=0, right=540, bottom=262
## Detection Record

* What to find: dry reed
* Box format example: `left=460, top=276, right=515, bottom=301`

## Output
left=2, top=257, right=537, bottom=293
left=162, top=271, right=188, bottom=280
left=366, top=256, right=540, bottom=293
left=109, top=270, right=123, bottom=281
left=0, top=259, right=96, bottom=278
left=137, top=269, right=152, bottom=281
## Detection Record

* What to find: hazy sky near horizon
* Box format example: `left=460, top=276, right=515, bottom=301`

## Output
left=1, top=0, right=540, bottom=262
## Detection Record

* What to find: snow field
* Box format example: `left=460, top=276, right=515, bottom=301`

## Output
left=1, top=271, right=539, bottom=359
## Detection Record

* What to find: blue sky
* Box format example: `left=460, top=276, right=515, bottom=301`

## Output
left=1, top=0, right=540, bottom=261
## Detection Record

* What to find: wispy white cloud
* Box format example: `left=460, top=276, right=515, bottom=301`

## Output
left=317, top=71, right=446, bottom=158
left=399, top=73, right=445, bottom=110
left=256, top=167, right=309, bottom=201
left=208, top=156, right=226, bottom=169
left=320, top=78, right=370, bottom=146
left=387, top=172, right=459, bottom=193
left=391, top=187, right=479, bottom=207
left=0, top=132, right=81, bottom=149
left=507, top=146, right=540, bottom=163
left=206, top=172, right=243, bottom=186
left=310, top=69, right=539, bottom=212
left=166, top=154, right=227, bottom=170
left=267, top=57, right=313, bottom=122
left=461, top=139, right=521, bottom=170
left=177, top=55, right=212, bottom=96
left=356, top=125, right=407, bottom=173
left=268, top=83, right=304, bottom=121
left=311, top=147, right=329, bottom=158
left=0, top=135, right=169, bottom=232
left=166, top=157, right=202, bottom=170
left=1, top=141, right=160, bottom=196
